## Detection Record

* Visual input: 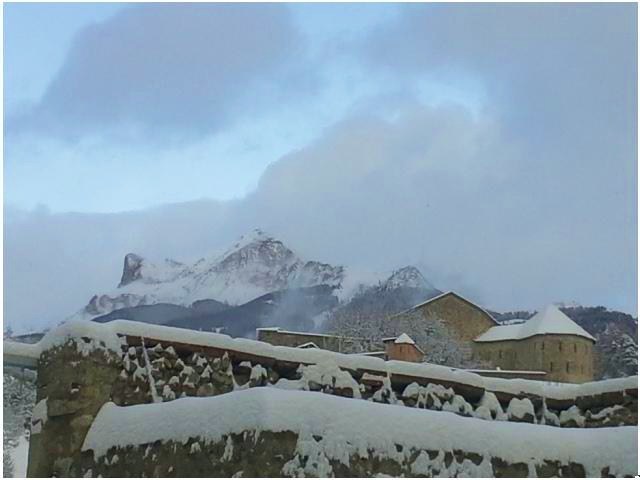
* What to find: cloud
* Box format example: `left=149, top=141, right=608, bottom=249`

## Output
left=4, top=4, right=636, bottom=331
left=6, top=97, right=636, bottom=331
left=7, top=3, right=309, bottom=143
left=363, top=4, right=637, bottom=157
left=3, top=200, right=234, bottom=331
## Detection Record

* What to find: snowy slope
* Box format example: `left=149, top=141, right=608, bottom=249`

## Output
left=69, top=229, right=432, bottom=323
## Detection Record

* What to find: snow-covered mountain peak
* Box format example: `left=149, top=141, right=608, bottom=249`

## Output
left=216, top=229, right=298, bottom=271
left=227, top=228, right=272, bottom=251
left=118, top=253, right=189, bottom=287
left=69, top=230, right=443, bottom=326
left=71, top=230, right=348, bottom=321
left=382, top=266, right=436, bottom=291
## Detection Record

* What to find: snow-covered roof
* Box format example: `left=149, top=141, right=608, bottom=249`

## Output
left=351, top=351, right=385, bottom=357
left=474, top=305, right=596, bottom=343
left=82, top=388, right=638, bottom=477
left=257, top=327, right=367, bottom=340
left=396, top=291, right=498, bottom=325
left=395, top=333, right=416, bottom=345
left=468, top=369, right=547, bottom=375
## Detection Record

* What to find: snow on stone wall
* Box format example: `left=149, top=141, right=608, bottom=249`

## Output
left=23, top=320, right=639, bottom=477
left=78, top=389, right=637, bottom=478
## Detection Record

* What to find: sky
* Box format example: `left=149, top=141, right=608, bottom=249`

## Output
left=3, top=3, right=637, bottom=331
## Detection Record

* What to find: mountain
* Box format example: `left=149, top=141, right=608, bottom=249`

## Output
left=379, top=266, right=438, bottom=292
left=324, top=266, right=442, bottom=336
left=72, top=231, right=440, bottom=339
left=70, top=229, right=350, bottom=321
left=92, top=285, right=338, bottom=338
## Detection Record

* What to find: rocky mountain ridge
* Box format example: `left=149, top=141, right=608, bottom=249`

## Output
left=70, top=229, right=429, bottom=324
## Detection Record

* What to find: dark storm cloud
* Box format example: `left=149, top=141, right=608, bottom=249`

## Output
left=7, top=3, right=308, bottom=142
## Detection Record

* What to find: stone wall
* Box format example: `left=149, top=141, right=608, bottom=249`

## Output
left=474, top=335, right=595, bottom=383
left=67, top=426, right=612, bottom=478
left=27, top=324, right=637, bottom=477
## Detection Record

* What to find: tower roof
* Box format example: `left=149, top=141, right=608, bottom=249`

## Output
left=475, top=305, right=595, bottom=343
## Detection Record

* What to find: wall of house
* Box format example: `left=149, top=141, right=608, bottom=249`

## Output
left=416, top=294, right=497, bottom=365
left=473, top=335, right=595, bottom=383
left=385, top=342, right=423, bottom=363
left=418, top=294, right=497, bottom=344
left=256, top=328, right=379, bottom=353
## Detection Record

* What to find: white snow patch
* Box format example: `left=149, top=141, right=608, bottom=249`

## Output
left=394, top=333, right=416, bottom=345
left=559, top=405, right=585, bottom=427
left=82, top=388, right=638, bottom=477
left=506, top=397, right=535, bottom=421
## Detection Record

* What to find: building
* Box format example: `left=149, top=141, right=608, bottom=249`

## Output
left=256, top=327, right=379, bottom=354
left=473, top=305, right=595, bottom=383
left=400, top=293, right=596, bottom=383
left=258, top=292, right=596, bottom=383
left=255, top=328, right=425, bottom=363
left=393, top=291, right=499, bottom=364
left=382, top=334, right=424, bottom=362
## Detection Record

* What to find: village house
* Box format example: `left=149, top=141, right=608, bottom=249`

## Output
left=472, top=305, right=596, bottom=383
left=257, top=291, right=596, bottom=383
left=382, top=334, right=424, bottom=362
left=398, top=291, right=596, bottom=383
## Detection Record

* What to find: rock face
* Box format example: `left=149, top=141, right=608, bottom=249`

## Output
left=118, top=254, right=144, bottom=287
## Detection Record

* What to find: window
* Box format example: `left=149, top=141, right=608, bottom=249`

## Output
left=549, top=362, right=554, bottom=372
left=559, top=341, right=562, bottom=352
left=566, top=362, right=570, bottom=373
left=574, top=343, right=577, bottom=353
left=541, top=342, right=545, bottom=351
